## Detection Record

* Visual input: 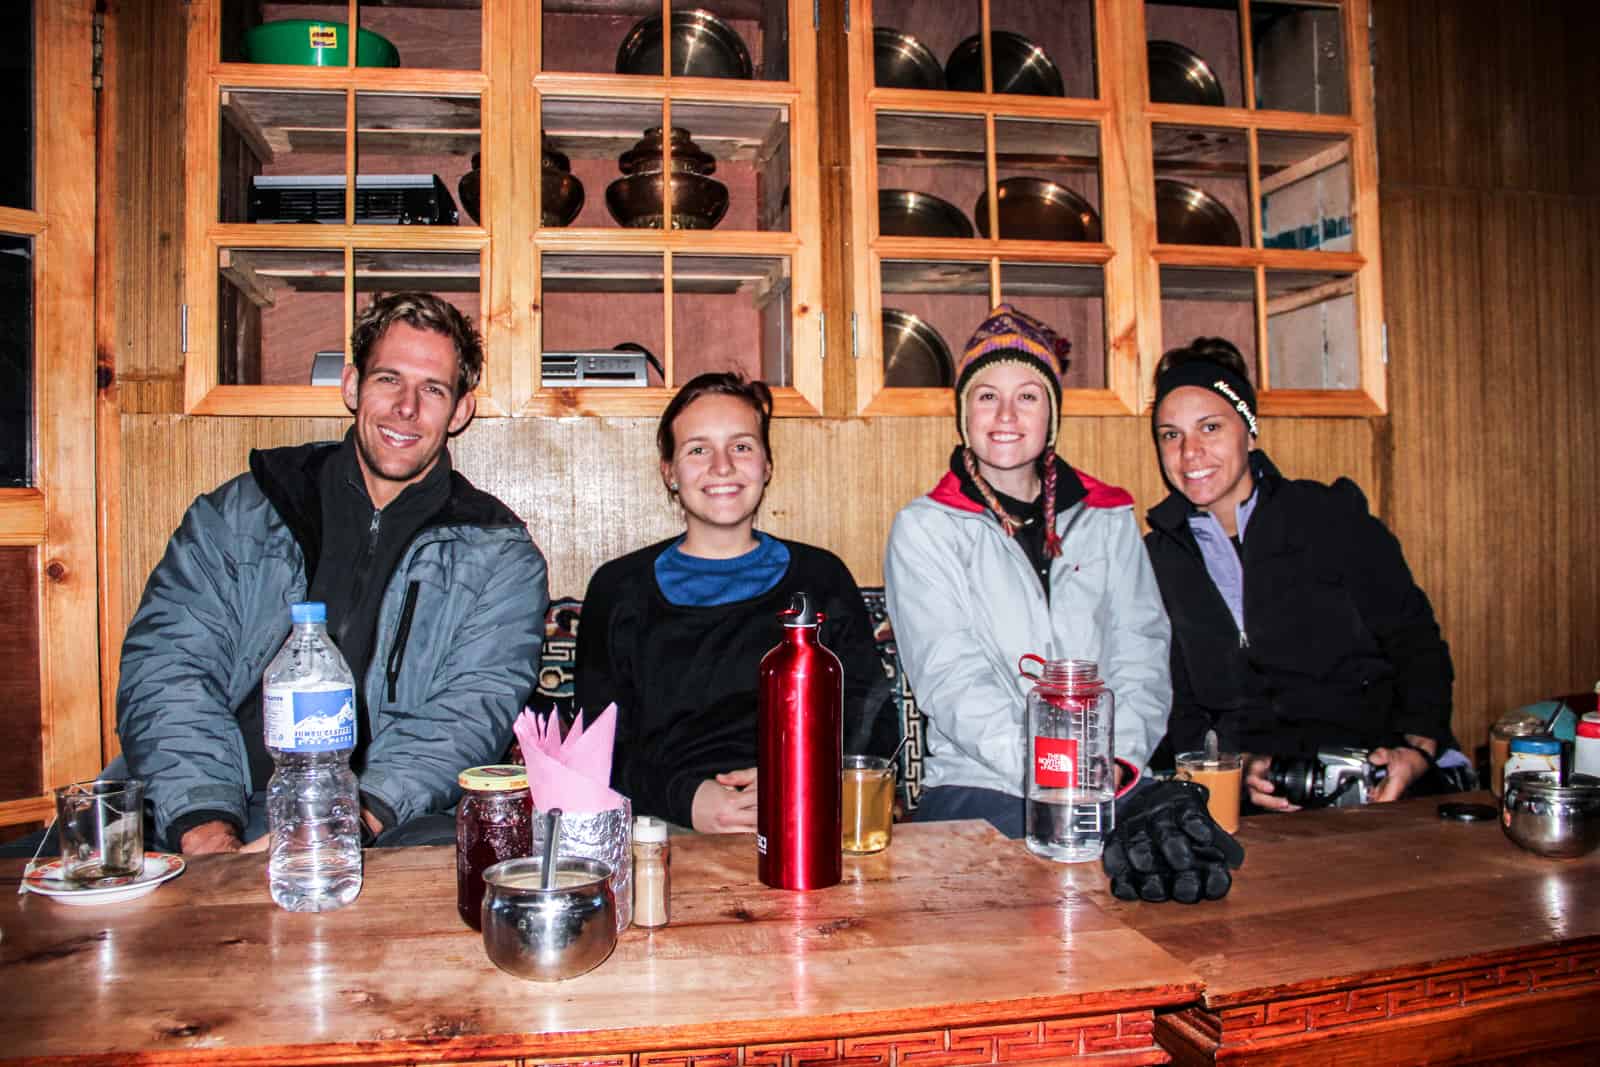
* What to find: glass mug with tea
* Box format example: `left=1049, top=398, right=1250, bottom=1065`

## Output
left=54, top=779, right=145, bottom=885
left=842, top=755, right=895, bottom=854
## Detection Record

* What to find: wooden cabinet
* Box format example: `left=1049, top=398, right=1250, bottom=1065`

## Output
left=184, top=0, right=826, bottom=417
left=181, top=0, right=1381, bottom=420
left=844, top=0, right=1385, bottom=417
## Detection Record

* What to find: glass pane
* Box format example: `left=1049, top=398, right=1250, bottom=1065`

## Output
left=0, top=0, right=32, bottom=210
left=877, top=113, right=984, bottom=240
left=220, top=89, right=347, bottom=225
left=986, top=0, right=1095, bottom=99
left=1152, top=124, right=1251, bottom=247
left=540, top=97, right=664, bottom=231
left=879, top=260, right=988, bottom=388
left=1252, top=2, right=1348, bottom=115
left=1267, top=270, right=1358, bottom=388
left=0, top=234, right=32, bottom=485
left=672, top=255, right=791, bottom=387
left=359, top=0, right=481, bottom=71
left=225, top=7, right=402, bottom=68
left=1145, top=1, right=1245, bottom=107
left=671, top=1, right=786, bottom=81
left=670, top=102, right=790, bottom=232
left=870, top=0, right=979, bottom=92
left=1158, top=267, right=1258, bottom=380
left=353, top=251, right=483, bottom=385
left=553, top=2, right=782, bottom=81
left=1259, top=131, right=1352, bottom=251
left=355, top=93, right=478, bottom=228
left=0, top=546, right=43, bottom=802
left=998, top=263, right=1105, bottom=389
left=540, top=254, right=666, bottom=389
left=217, top=248, right=346, bottom=386
left=987, top=119, right=1102, bottom=242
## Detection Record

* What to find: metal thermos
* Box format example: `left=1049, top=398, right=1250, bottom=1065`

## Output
left=757, top=592, right=843, bottom=891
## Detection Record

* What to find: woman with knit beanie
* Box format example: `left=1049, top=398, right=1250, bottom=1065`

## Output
left=884, top=305, right=1172, bottom=837
left=1144, top=337, right=1458, bottom=811
left=577, top=372, right=896, bottom=834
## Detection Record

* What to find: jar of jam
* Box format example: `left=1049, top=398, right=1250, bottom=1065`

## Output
left=456, top=765, right=533, bottom=929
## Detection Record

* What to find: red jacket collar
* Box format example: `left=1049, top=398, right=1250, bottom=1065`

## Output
left=926, top=468, right=1133, bottom=513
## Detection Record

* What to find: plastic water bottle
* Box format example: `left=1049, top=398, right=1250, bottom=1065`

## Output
left=263, top=601, right=363, bottom=911
left=1022, top=656, right=1115, bottom=863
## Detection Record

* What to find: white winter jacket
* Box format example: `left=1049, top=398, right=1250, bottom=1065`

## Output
left=884, top=467, right=1172, bottom=799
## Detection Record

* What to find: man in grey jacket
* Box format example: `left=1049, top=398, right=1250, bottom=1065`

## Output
left=117, top=292, right=548, bottom=854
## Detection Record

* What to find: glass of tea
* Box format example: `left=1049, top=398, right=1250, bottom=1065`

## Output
left=842, top=755, right=895, bottom=854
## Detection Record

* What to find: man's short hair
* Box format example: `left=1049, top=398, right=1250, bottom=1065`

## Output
left=351, top=292, right=484, bottom=399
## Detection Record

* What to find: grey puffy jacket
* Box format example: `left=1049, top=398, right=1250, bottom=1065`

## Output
left=116, top=442, right=548, bottom=846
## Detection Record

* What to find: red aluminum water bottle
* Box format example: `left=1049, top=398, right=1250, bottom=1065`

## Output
left=757, top=592, right=843, bottom=891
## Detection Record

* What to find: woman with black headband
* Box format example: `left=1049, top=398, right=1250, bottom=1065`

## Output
left=1144, top=337, right=1458, bottom=811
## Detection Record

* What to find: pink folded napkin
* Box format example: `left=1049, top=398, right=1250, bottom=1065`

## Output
left=514, top=704, right=628, bottom=815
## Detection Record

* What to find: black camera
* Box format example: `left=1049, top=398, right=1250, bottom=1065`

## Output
left=1265, top=747, right=1377, bottom=808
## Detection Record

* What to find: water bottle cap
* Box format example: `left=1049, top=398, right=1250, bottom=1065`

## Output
left=1509, top=735, right=1561, bottom=754
left=781, top=591, right=819, bottom=626
left=290, top=601, right=327, bottom=624
left=634, top=815, right=668, bottom=843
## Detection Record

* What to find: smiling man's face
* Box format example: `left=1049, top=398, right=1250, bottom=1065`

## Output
left=340, top=321, right=475, bottom=509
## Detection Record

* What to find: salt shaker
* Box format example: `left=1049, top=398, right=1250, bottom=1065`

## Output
left=632, top=815, right=670, bottom=928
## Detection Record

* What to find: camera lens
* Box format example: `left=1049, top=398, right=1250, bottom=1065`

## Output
left=1264, top=757, right=1319, bottom=807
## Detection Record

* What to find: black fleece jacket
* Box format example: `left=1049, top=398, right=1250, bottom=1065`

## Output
left=1144, top=451, right=1456, bottom=763
left=575, top=537, right=896, bottom=827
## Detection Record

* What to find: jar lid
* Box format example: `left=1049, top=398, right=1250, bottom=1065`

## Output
left=1578, top=713, right=1600, bottom=739
left=458, top=764, right=529, bottom=791
left=1509, top=736, right=1561, bottom=754
left=634, top=815, right=668, bottom=843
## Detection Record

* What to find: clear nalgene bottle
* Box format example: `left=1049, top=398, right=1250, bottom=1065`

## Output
left=263, top=601, right=363, bottom=911
left=1023, top=657, right=1115, bottom=863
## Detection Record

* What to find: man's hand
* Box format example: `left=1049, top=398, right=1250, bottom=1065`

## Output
left=179, top=820, right=243, bottom=855
left=691, top=768, right=758, bottom=833
left=1369, top=736, right=1436, bottom=802
left=1242, top=754, right=1301, bottom=812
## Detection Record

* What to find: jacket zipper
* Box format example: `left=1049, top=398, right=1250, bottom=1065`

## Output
left=385, top=580, right=420, bottom=703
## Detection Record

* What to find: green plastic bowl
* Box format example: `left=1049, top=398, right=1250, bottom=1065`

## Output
left=242, top=19, right=400, bottom=68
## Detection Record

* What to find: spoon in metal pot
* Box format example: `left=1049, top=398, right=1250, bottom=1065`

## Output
left=540, top=807, right=563, bottom=890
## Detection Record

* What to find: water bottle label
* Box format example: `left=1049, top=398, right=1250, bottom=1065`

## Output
left=1034, top=736, right=1079, bottom=788
left=264, top=685, right=356, bottom=751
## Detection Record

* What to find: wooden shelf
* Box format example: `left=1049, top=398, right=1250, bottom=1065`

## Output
left=221, top=89, right=481, bottom=162
left=218, top=247, right=480, bottom=299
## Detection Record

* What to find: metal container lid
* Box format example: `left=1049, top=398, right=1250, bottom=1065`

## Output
left=459, top=764, right=530, bottom=791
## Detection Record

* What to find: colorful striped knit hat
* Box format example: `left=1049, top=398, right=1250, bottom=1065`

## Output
left=954, top=303, right=1071, bottom=450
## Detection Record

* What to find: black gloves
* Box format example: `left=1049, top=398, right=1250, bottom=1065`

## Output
left=1102, top=780, right=1244, bottom=903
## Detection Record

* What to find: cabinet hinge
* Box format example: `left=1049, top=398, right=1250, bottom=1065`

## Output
left=91, top=10, right=105, bottom=92
left=180, top=304, right=189, bottom=354
left=850, top=312, right=859, bottom=359
left=818, top=311, right=826, bottom=361
left=844, top=0, right=851, bottom=33
left=1380, top=321, right=1388, bottom=365
left=812, top=0, right=819, bottom=31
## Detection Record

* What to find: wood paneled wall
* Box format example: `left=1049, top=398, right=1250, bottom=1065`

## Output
left=1373, top=0, right=1600, bottom=752
left=107, top=0, right=1597, bottom=767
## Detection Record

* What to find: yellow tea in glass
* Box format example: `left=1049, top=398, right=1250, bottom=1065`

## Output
left=842, top=755, right=895, bottom=854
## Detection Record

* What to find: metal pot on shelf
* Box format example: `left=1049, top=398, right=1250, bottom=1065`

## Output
left=605, top=126, right=728, bottom=230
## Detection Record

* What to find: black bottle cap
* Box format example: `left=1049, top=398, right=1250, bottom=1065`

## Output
left=782, top=591, right=819, bottom=626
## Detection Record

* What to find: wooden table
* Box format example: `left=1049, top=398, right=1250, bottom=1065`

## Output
left=0, top=822, right=1200, bottom=1066
left=1051, top=793, right=1600, bottom=1065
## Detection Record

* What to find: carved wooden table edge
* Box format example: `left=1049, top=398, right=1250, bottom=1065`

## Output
left=1153, top=934, right=1600, bottom=1064
left=3, top=990, right=1200, bottom=1067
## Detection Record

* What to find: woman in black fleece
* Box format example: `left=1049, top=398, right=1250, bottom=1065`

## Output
left=576, top=373, right=894, bottom=832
